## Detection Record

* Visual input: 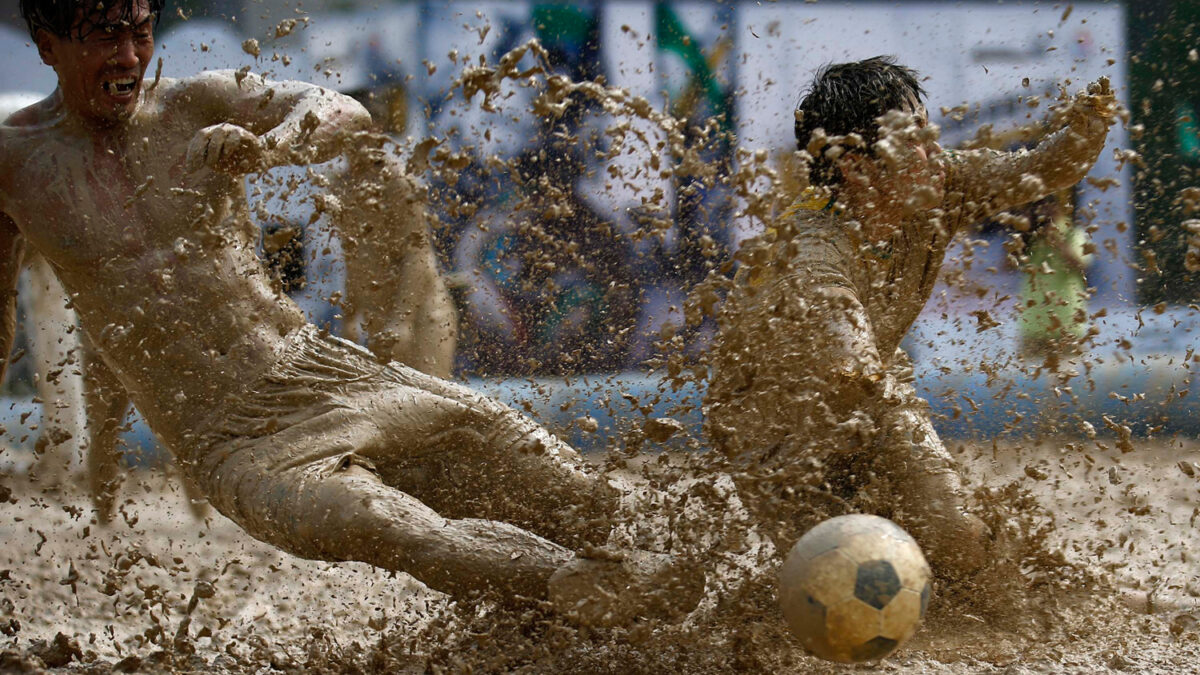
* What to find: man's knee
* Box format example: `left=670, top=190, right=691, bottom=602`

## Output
left=241, top=457, right=402, bottom=562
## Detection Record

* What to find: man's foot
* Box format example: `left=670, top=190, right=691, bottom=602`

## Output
left=547, top=549, right=705, bottom=627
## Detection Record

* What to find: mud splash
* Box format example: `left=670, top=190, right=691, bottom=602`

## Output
left=1, top=17, right=1198, bottom=675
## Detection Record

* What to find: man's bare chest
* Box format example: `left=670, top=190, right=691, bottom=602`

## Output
left=7, top=136, right=232, bottom=266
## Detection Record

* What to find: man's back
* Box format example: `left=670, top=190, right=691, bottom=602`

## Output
left=733, top=201, right=954, bottom=369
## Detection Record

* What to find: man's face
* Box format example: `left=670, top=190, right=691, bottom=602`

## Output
left=37, top=0, right=155, bottom=126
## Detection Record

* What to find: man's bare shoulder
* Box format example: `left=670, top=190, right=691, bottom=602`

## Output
left=0, top=96, right=62, bottom=180
left=2, top=94, right=60, bottom=130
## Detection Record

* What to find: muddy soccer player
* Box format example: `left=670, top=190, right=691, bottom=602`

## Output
left=84, top=94, right=460, bottom=524
left=0, top=0, right=702, bottom=625
left=706, top=56, right=1115, bottom=576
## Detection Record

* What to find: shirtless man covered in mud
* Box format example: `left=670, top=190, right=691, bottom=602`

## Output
left=84, top=94, right=459, bottom=524
left=706, top=56, right=1115, bottom=576
left=0, top=0, right=701, bottom=626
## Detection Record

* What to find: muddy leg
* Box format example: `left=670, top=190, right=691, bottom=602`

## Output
left=357, top=376, right=705, bottom=624
left=232, top=455, right=578, bottom=598
left=82, top=344, right=128, bottom=525
left=26, top=253, right=86, bottom=487
left=372, top=425, right=616, bottom=550
left=871, top=398, right=989, bottom=578
left=367, top=422, right=703, bottom=625
left=194, top=354, right=701, bottom=622
left=198, top=443, right=697, bottom=620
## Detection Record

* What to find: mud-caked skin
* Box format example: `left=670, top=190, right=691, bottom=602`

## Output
left=706, top=63, right=1115, bottom=577
left=0, top=0, right=701, bottom=623
left=190, top=324, right=621, bottom=598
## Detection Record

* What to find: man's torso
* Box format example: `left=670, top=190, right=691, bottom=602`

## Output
left=0, top=79, right=306, bottom=442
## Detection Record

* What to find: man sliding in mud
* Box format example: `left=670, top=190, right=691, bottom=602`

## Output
left=85, top=91, right=460, bottom=524
left=706, top=56, right=1115, bottom=576
left=0, top=0, right=702, bottom=626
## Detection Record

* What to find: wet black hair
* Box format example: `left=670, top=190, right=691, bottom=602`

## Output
left=20, top=0, right=164, bottom=41
left=794, top=55, right=926, bottom=187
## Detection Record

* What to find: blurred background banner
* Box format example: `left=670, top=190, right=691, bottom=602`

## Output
left=0, top=0, right=1196, bottom=455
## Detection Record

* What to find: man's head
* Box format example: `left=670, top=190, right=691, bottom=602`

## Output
left=794, top=56, right=932, bottom=189
left=23, top=0, right=164, bottom=126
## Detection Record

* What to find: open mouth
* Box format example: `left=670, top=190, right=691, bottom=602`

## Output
left=102, top=76, right=138, bottom=98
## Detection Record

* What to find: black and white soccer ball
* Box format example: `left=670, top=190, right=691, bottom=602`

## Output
left=778, top=514, right=932, bottom=663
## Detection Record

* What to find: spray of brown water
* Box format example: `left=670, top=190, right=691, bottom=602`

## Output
left=2, top=22, right=1199, bottom=674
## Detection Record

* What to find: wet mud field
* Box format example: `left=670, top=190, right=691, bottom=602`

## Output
left=1, top=435, right=1198, bottom=674
left=0, top=1, right=1196, bottom=672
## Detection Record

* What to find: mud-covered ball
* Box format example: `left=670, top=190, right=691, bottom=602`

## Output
left=778, top=514, right=932, bottom=663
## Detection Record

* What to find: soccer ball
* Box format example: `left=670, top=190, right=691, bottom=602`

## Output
left=778, top=514, right=932, bottom=663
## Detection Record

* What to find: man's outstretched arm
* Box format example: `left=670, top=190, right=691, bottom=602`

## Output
left=0, top=212, right=26, bottom=384
left=180, top=70, right=373, bottom=174
left=336, top=148, right=459, bottom=378
left=942, top=77, right=1117, bottom=223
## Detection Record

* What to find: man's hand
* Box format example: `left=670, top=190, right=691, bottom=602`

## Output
left=1069, top=76, right=1118, bottom=127
left=1185, top=219, right=1200, bottom=273
left=185, top=123, right=264, bottom=174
